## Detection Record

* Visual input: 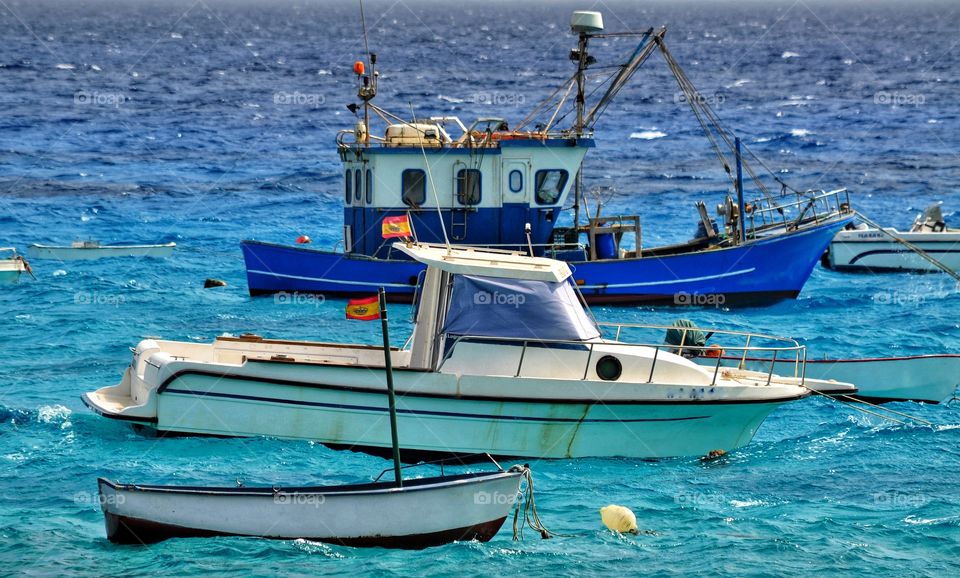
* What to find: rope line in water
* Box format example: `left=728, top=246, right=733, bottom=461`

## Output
left=802, top=384, right=933, bottom=426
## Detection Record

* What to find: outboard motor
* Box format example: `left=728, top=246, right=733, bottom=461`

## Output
left=911, top=203, right=946, bottom=233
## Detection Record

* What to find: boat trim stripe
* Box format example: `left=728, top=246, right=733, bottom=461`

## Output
left=161, top=387, right=714, bottom=423
left=848, top=248, right=960, bottom=265
left=580, top=267, right=756, bottom=289
left=247, top=269, right=413, bottom=288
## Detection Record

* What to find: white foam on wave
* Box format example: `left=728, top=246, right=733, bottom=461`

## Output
left=438, top=94, right=464, bottom=104
left=37, top=405, right=72, bottom=429
left=790, top=128, right=813, bottom=137
left=630, top=130, right=667, bottom=140
left=731, top=499, right=766, bottom=508
left=781, top=51, right=801, bottom=59
left=55, top=63, right=75, bottom=70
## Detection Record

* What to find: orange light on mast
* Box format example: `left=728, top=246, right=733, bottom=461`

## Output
left=353, top=60, right=365, bottom=76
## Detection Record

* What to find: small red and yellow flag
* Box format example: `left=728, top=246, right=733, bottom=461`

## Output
left=346, top=295, right=380, bottom=321
left=381, top=215, right=412, bottom=239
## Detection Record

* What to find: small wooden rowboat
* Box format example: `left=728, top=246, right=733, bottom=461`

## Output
left=27, top=241, right=175, bottom=260
left=97, top=465, right=527, bottom=547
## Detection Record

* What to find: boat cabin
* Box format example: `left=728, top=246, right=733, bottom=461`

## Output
left=338, top=118, right=591, bottom=258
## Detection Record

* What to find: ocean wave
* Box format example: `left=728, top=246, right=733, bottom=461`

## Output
left=630, top=130, right=667, bottom=140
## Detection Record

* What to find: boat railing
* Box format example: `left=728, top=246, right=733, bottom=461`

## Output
left=746, top=188, right=851, bottom=236
left=440, top=324, right=807, bottom=386
left=336, top=125, right=582, bottom=151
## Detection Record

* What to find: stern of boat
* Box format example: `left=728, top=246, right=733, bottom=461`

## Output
left=82, top=340, right=165, bottom=424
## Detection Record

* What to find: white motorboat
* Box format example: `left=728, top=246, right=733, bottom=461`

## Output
left=824, top=204, right=960, bottom=272
left=26, top=240, right=175, bottom=260
left=83, top=243, right=850, bottom=459
left=97, top=463, right=527, bottom=547
left=0, top=248, right=30, bottom=284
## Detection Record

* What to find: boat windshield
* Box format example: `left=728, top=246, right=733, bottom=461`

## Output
left=442, top=274, right=600, bottom=341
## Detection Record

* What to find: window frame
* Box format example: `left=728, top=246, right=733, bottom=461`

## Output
left=534, top=169, right=569, bottom=205
left=456, top=168, right=482, bottom=206
left=365, top=168, right=373, bottom=204
left=402, top=169, right=426, bottom=207
left=508, top=169, right=523, bottom=194
left=344, top=169, right=352, bottom=205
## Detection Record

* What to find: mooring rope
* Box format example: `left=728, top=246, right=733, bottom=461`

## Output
left=801, top=383, right=933, bottom=426
left=512, top=466, right=558, bottom=540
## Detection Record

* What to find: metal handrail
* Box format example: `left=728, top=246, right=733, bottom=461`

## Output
left=439, top=328, right=806, bottom=387
left=746, top=189, right=851, bottom=234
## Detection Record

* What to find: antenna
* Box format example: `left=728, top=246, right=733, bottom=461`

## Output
left=409, top=103, right=451, bottom=250
left=569, top=10, right=603, bottom=232
left=355, top=0, right=377, bottom=144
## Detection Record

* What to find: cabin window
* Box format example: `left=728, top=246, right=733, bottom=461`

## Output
left=345, top=169, right=352, bottom=205
left=365, top=169, right=373, bottom=204
left=534, top=169, right=568, bottom=205
left=402, top=169, right=426, bottom=206
left=508, top=169, right=523, bottom=193
left=354, top=169, right=362, bottom=202
left=457, top=169, right=482, bottom=205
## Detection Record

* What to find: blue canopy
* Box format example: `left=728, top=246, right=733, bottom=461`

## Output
left=441, top=275, right=600, bottom=341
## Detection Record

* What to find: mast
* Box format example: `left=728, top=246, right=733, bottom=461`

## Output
left=569, top=11, right=603, bottom=230
left=378, top=287, right=403, bottom=487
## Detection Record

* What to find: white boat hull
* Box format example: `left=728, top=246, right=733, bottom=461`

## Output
left=84, top=360, right=805, bottom=459
left=826, top=228, right=960, bottom=272
left=98, top=468, right=524, bottom=547
left=0, top=265, right=23, bottom=284
left=26, top=242, right=175, bottom=260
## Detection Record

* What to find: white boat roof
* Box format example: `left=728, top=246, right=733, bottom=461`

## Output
left=395, top=243, right=572, bottom=282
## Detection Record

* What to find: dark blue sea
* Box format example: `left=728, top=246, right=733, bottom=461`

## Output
left=1, top=0, right=959, bottom=575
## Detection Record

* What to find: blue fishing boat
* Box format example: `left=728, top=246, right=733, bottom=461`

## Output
left=242, top=11, right=853, bottom=306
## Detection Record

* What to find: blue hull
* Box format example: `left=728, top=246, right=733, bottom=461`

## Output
left=242, top=218, right=849, bottom=306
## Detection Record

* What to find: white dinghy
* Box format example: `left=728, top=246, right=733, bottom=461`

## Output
left=27, top=240, right=175, bottom=260
left=0, top=248, right=31, bottom=284
left=98, top=462, right=528, bottom=546
left=83, top=243, right=851, bottom=459
left=824, top=204, right=960, bottom=273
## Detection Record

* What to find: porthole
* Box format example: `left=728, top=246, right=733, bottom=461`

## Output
left=508, top=169, right=523, bottom=193
left=596, top=355, right=622, bottom=381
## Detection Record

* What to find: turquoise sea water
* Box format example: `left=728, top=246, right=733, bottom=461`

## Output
left=1, top=0, right=959, bottom=575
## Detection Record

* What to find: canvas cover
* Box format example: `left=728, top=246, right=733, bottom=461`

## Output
left=441, top=274, right=600, bottom=341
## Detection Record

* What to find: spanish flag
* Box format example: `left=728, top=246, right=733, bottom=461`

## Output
left=346, top=295, right=380, bottom=321
left=381, top=215, right=412, bottom=239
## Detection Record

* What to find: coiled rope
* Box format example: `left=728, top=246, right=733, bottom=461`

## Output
left=511, top=466, right=557, bottom=540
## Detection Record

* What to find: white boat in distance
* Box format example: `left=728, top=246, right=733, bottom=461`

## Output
left=83, top=243, right=852, bottom=459
left=98, top=464, right=527, bottom=547
left=0, top=248, right=29, bottom=284
left=824, top=204, right=960, bottom=272
left=699, top=353, right=958, bottom=403
left=27, top=240, right=175, bottom=260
